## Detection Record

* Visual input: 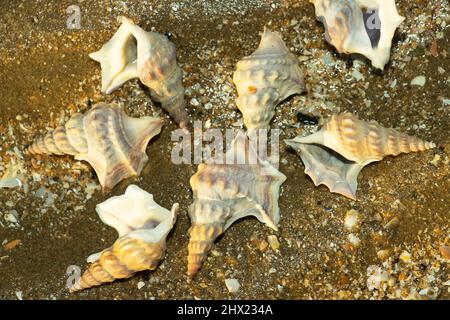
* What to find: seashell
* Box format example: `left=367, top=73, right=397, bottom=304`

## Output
left=69, top=184, right=179, bottom=292
left=285, top=113, right=436, bottom=199
left=89, top=18, right=139, bottom=94
left=310, top=0, right=405, bottom=69
left=232, top=28, right=305, bottom=132
left=28, top=102, right=163, bottom=191
left=187, top=132, right=287, bottom=279
left=90, top=17, right=189, bottom=129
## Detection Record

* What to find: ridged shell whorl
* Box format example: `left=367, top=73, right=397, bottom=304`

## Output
left=233, top=28, right=305, bottom=132
left=69, top=185, right=179, bottom=292
left=286, top=113, right=436, bottom=199
left=28, top=103, right=163, bottom=191
left=187, top=133, right=287, bottom=279
left=310, top=0, right=405, bottom=69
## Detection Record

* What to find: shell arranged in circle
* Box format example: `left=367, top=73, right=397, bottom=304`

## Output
left=28, top=102, right=163, bottom=191
left=285, top=113, right=436, bottom=199
left=310, top=0, right=405, bottom=69
left=187, top=132, right=287, bottom=279
left=69, top=184, right=179, bottom=292
left=90, top=16, right=189, bottom=129
left=233, top=28, right=306, bottom=132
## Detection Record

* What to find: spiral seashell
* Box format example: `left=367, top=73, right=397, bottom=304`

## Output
left=187, top=132, right=287, bottom=279
left=90, top=17, right=189, bottom=129
left=310, top=0, right=404, bottom=69
left=28, top=102, right=163, bottom=191
left=285, top=113, right=436, bottom=199
left=233, top=28, right=305, bottom=132
left=69, top=184, right=179, bottom=292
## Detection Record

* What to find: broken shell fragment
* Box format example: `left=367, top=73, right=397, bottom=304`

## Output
left=233, top=28, right=305, bottom=132
left=285, top=113, right=435, bottom=199
left=310, top=0, right=405, bottom=69
left=187, top=132, right=287, bottom=279
left=69, top=184, right=178, bottom=292
left=28, top=103, right=163, bottom=191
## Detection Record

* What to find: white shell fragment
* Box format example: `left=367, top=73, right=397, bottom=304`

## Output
left=286, top=113, right=436, bottom=199
left=187, top=132, right=287, bottom=279
left=233, top=28, right=305, bottom=131
left=310, top=0, right=405, bottom=69
left=28, top=103, right=163, bottom=191
left=70, top=185, right=179, bottom=292
left=225, top=278, right=241, bottom=293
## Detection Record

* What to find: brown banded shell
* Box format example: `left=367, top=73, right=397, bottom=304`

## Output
left=124, top=17, right=188, bottom=129
left=69, top=185, right=178, bottom=292
left=28, top=102, right=163, bottom=191
left=187, top=132, right=287, bottom=279
left=285, top=113, right=436, bottom=199
left=233, top=28, right=305, bottom=132
left=90, top=17, right=189, bottom=129
left=310, top=0, right=405, bottom=69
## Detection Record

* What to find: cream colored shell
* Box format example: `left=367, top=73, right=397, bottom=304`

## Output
left=28, top=103, right=162, bottom=191
left=90, top=17, right=188, bottom=129
left=187, top=133, right=286, bottom=279
left=69, top=185, right=178, bottom=292
left=233, top=28, right=305, bottom=131
left=310, top=0, right=405, bottom=69
left=286, top=113, right=436, bottom=199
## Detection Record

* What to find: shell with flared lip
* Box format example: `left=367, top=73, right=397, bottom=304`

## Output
left=233, top=28, right=306, bottom=132
left=90, top=16, right=189, bottom=129
left=69, top=184, right=179, bottom=292
left=310, top=0, right=405, bottom=69
left=285, top=113, right=436, bottom=199
left=187, top=132, right=287, bottom=279
left=28, top=103, right=163, bottom=191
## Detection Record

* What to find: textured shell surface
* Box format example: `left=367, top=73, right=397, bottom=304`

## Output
left=28, top=103, right=163, bottom=191
left=89, top=18, right=139, bottom=94
left=121, top=17, right=189, bottom=129
left=69, top=184, right=179, bottom=292
left=285, top=113, right=436, bottom=199
left=233, top=28, right=305, bottom=131
left=310, top=0, right=405, bottom=69
left=187, top=132, right=287, bottom=279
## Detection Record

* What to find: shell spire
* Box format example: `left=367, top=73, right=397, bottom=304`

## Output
left=233, top=28, right=305, bottom=132
left=187, top=132, right=286, bottom=279
left=28, top=103, right=163, bottom=191
left=286, top=113, right=436, bottom=199
left=69, top=185, right=179, bottom=292
left=310, top=0, right=405, bottom=69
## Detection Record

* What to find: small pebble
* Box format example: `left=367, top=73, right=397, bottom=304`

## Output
left=377, top=249, right=390, bottom=261
left=439, top=245, right=450, bottom=260
left=267, top=235, right=280, bottom=250
left=344, top=209, right=360, bottom=231
left=410, top=75, right=426, bottom=87
left=225, top=278, right=240, bottom=293
left=190, top=98, right=200, bottom=107
left=15, top=291, right=23, bottom=300
left=400, top=251, right=412, bottom=263
left=137, top=281, right=145, bottom=290
left=347, top=234, right=361, bottom=247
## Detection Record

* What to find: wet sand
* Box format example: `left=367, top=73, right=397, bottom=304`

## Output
left=0, top=0, right=449, bottom=299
